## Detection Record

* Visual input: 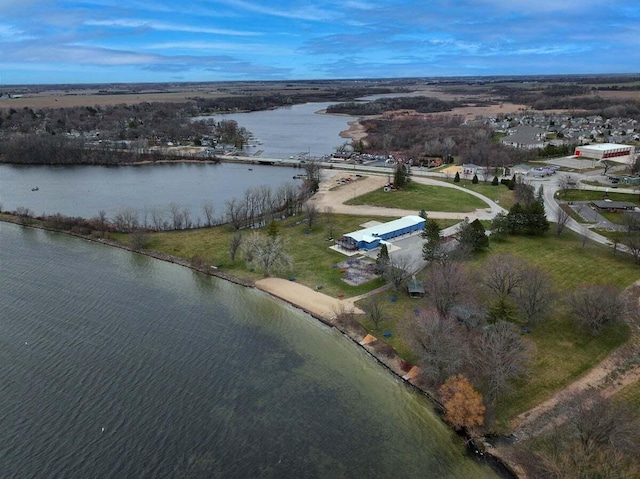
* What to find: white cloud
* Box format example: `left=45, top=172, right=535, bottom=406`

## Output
left=0, top=23, right=37, bottom=41
left=217, top=0, right=335, bottom=21
left=85, top=19, right=261, bottom=36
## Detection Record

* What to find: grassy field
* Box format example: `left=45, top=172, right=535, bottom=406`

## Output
left=344, top=181, right=488, bottom=212
left=358, top=229, right=639, bottom=428
left=560, top=188, right=640, bottom=205
left=117, top=213, right=460, bottom=299
left=440, top=178, right=516, bottom=209
left=616, top=381, right=640, bottom=408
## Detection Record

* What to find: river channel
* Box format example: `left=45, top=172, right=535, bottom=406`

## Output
left=0, top=223, right=499, bottom=478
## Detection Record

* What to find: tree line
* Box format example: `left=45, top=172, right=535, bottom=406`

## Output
left=326, top=96, right=465, bottom=116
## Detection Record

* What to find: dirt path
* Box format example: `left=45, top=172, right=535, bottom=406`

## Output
left=510, top=280, right=640, bottom=441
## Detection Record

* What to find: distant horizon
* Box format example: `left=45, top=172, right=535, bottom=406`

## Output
left=1, top=1, right=638, bottom=85
left=2, top=72, right=640, bottom=88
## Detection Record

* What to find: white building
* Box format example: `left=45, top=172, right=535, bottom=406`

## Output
left=574, top=143, right=635, bottom=164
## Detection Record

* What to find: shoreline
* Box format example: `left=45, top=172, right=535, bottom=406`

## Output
left=0, top=216, right=517, bottom=477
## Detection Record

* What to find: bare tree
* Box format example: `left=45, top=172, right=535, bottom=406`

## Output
left=567, top=284, right=626, bottom=335
left=361, top=295, right=386, bottom=330
left=182, top=207, right=192, bottom=229
left=515, top=266, right=554, bottom=324
left=15, top=206, right=34, bottom=226
left=323, top=206, right=335, bottom=239
left=225, top=197, right=246, bottom=230
left=474, top=321, right=529, bottom=404
left=303, top=202, right=319, bottom=229
left=113, top=207, right=139, bottom=232
left=557, top=174, right=576, bottom=199
left=622, top=231, right=640, bottom=265
left=242, top=232, right=292, bottom=276
left=382, top=253, right=418, bottom=291
left=555, top=205, right=571, bottom=236
left=621, top=215, right=640, bottom=264
left=424, top=260, right=475, bottom=318
left=409, top=311, right=469, bottom=387
left=482, top=254, right=525, bottom=299
left=229, top=231, right=243, bottom=263
left=130, top=228, right=148, bottom=251
left=580, top=224, right=589, bottom=248
left=96, top=210, right=108, bottom=230
left=169, top=202, right=184, bottom=230
left=530, top=390, right=640, bottom=479
left=302, top=158, right=321, bottom=194
left=202, top=201, right=215, bottom=227
left=150, top=207, right=165, bottom=231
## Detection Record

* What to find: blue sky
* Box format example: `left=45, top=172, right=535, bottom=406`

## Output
left=1, top=0, right=638, bottom=85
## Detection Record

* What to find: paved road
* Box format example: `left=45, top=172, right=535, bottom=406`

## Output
left=526, top=173, right=634, bottom=254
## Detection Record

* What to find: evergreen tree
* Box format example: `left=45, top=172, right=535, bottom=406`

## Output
left=376, top=243, right=390, bottom=273
left=489, top=212, right=509, bottom=241
left=422, top=218, right=444, bottom=261
left=524, top=200, right=550, bottom=235
left=491, top=176, right=499, bottom=186
left=393, top=163, right=410, bottom=189
left=457, top=218, right=489, bottom=252
left=472, top=173, right=479, bottom=184
left=267, top=220, right=279, bottom=237
left=454, top=171, right=461, bottom=183
left=507, top=203, right=527, bottom=234
left=536, top=184, right=544, bottom=203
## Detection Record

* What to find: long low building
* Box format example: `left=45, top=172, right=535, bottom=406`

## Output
left=574, top=143, right=635, bottom=164
left=338, top=215, right=426, bottom=251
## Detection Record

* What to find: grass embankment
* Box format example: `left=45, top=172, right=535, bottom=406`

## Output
left=344, top=181, right=488, bottom=212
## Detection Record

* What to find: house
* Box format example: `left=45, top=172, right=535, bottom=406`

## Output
left=591, top=200, right=637, bottom=212
left=500, top=125, right=546, bottom=149
left=338, top=216, right=426, bottom=251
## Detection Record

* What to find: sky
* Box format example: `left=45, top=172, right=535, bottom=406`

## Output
left=0, top=0, right=638, bottom=85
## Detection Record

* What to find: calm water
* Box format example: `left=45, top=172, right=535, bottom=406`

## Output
left=0, top=162, right=300, bottom=220
left=0, top=223, right=499, bottom=478
left=196, top=102, right=357, bottom=158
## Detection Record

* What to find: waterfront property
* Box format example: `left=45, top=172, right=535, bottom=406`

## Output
left=337, top=216, right=426, bottom=252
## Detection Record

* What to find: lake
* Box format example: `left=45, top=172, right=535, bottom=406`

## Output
left=0, top=223, right=500, bottom=478
left=1, top=101, right=356, bottom=221
left=0, top=162, right=301, bottom=221
left=195, top=101, right=358, bottom=159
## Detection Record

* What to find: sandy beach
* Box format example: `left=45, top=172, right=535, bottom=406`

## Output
left=255, top=278, right=364, bottom=320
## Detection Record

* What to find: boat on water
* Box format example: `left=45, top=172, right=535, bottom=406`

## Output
left=31, top=187, right=39, bottom=191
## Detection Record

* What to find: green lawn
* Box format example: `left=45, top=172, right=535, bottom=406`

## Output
left=615, top=381, right=640, bottom=408
left=344, top=181, right=488, bottom=212
left=356, top=230, right=639, bottom=430
left=441, top=178, right=516, bottom=209
left=117, top=213, right=409, bottom=298
left=559, top=188, right=640, bottom=205
left=473, top=230, right=640, bottom=290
